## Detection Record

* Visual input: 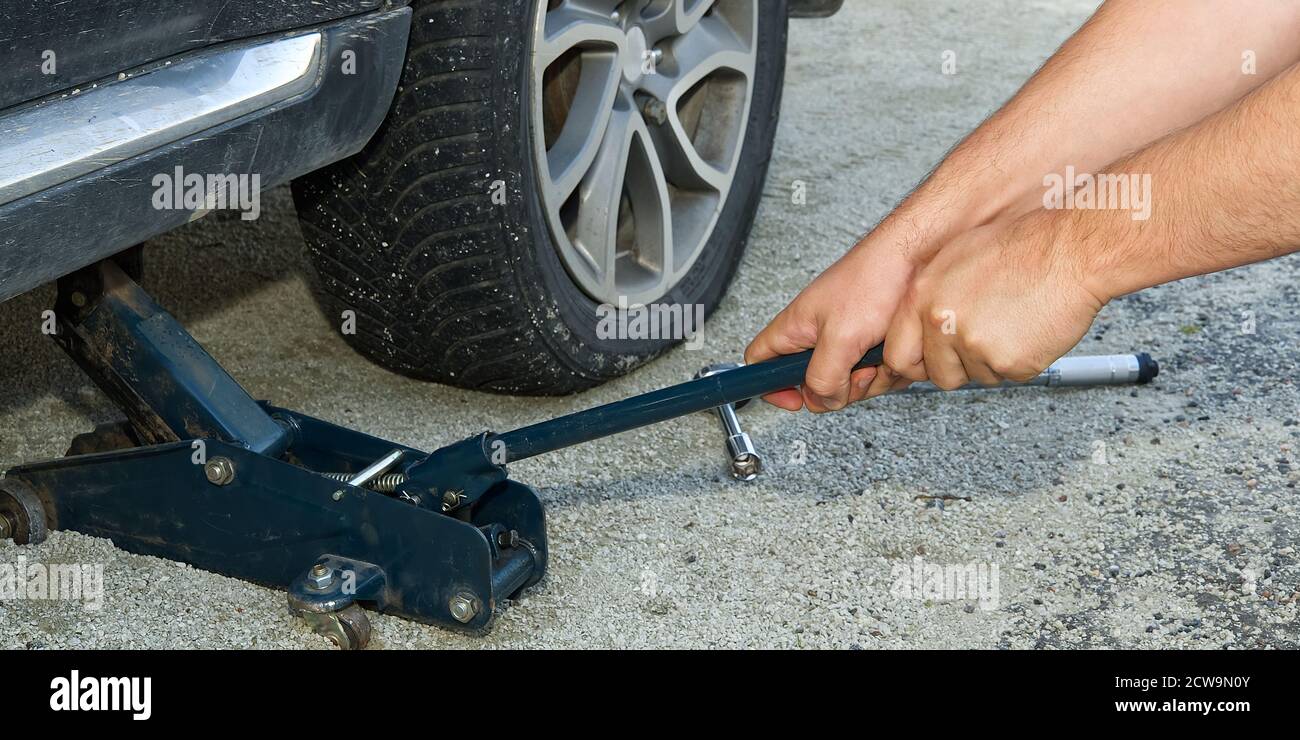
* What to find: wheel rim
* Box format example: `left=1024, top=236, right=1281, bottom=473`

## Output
left=531, top=0, right=757, bottom=306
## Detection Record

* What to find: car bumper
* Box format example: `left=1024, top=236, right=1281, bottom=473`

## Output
left=0, top=7, right=411, bottom=302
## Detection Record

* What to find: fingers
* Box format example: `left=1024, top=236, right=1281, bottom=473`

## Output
left=921, top=318, right=970, bottom=391
left=890, top=376, right=914, bottom=392
left=864, top=358, right=900, bottom=399
left=746, top=306, right=819, bottom=410
left=802, top=327, right=872, bottom=412
left=961, top=353, right=1003, bottom=387
left=745, top=307, right=814, bottom=365
left=847, top=366, right=879, bottom=405
left=863, top=297, right=924, bottom=399
left=761, top=388, right=805, bottom=411
left=882, top=299, right=926, bottom=383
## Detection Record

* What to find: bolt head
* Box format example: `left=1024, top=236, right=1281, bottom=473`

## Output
left=331, top=489, right=345, bottom=501
left=203, top=457, right=235, bottom=485
left=449, top=592, right=479, bottom=623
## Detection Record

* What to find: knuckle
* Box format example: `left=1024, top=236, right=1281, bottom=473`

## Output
left=803, top=373, right=842, bottom=397
left=988, top=359, right=1015, bottom=377
left=883, top=345, right=919, bottom=373
left=989, top=358, right=1037, bottom=382
left=932, top=375, right=964, bottom=391
left=820, top=322, right=860, bottom=348
left=894, top=362, right=927, bottom=382
left=927, top=308, right=951, bottom=330
left=961, top=332, right=992, bottom=357
left=1007, top=367, right=1041, bottom=383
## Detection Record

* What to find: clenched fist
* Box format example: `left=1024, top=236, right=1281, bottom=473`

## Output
left=878, top=215, right=1107, bottom=394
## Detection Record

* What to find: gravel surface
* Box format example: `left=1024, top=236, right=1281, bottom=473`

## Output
left=3, top=0, right=1297, bottom=649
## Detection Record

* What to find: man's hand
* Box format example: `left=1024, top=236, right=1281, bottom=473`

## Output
left=744, top=238, right=917, bottom=412
left=878, top=217, right=1107, bottom=393
left=744, top=1, right=1300, bottom=413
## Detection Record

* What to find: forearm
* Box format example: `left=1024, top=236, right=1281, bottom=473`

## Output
left=1047, top=58, right=1300, bottom=301
left=885, top=0, right=1300, bottom=259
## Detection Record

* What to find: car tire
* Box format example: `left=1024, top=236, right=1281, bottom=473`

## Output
left=292, top=0, right=787, bottom=394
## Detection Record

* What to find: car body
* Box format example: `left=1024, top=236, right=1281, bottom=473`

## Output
left=0, top=0, right=843, bottom=391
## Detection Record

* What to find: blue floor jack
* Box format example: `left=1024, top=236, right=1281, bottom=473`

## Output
left=0, top=257, right=1158, bottom=648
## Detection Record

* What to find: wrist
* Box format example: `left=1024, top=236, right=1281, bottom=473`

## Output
left=889, top=167, right=1026, bottom=261
left=1033, top=207, right=1121, bottom=305
left=859, top=196, right=973, bottom=268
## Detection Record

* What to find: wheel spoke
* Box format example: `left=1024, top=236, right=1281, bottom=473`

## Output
left=545, top=57, right=621, bottom=203
left=645, top=106, right=729, bottom=192
left=570, top=98, right=635, bottom=287
left=628, top=118, right=675, bottom=297
left=535, top=2, right=625, bottom=64
left=570, top=93, right=672, bottom=297
left=534, top=4, right=626, bottom=203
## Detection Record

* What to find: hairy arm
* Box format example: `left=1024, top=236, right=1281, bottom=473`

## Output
left=956, top=0, right=1300, bottom=225
left=1076, top=58, right=1300, bottom=301
left=747, top=0, right=1300, bottom=411
left=883, top=56, right=1300, bottom=394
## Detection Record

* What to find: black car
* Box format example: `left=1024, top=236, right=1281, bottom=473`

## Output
left=0, top=0, right=842, bottom=393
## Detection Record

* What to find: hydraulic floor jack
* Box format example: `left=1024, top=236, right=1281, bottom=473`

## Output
left=0, top=257, right=1158, bottom=648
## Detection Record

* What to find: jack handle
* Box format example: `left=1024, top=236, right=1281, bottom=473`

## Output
left=493, top=345, right=886, bottom=463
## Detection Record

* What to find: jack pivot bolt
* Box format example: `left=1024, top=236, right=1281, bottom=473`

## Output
left=449, top=592, right=479, bottom=623
left=204, top=456, right=236, bottom=486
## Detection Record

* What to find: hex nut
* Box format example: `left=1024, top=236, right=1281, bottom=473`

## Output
left=203, top=456, right=236, bottom=486
left=307, top=563, right=334, bottom=590
left=449, top=592, right=479, bottom=623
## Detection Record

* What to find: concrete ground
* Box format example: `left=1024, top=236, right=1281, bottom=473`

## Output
left=3, top=0, right=1297, bottom=649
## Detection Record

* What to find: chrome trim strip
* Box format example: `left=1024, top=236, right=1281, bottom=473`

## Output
left=0, top=32, right=322, bottom=205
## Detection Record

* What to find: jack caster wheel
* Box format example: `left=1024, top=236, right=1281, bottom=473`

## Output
left=297, top=604, right=372, bottom=651
left=0, top=478, right=48, bottom=545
